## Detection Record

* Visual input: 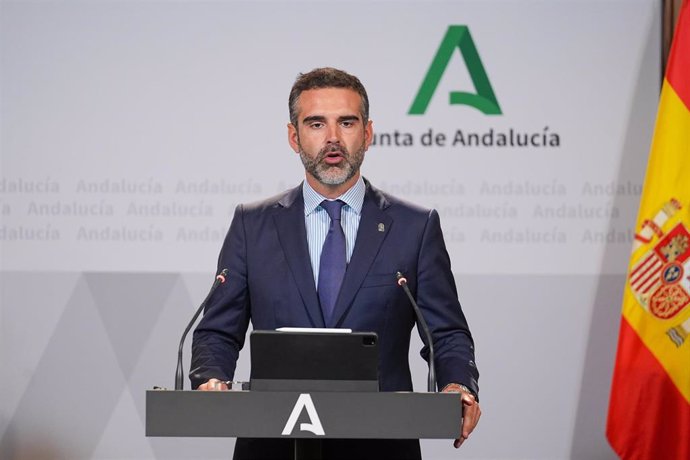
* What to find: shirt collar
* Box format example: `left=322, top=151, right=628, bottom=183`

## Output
left=303, top=176, right=366, bottom=216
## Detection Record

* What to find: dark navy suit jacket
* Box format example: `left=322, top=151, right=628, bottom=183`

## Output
left=191, top=179, right=479, bottom=396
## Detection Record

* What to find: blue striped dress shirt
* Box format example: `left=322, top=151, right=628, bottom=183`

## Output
left=303, top=176, right=365, bottom=287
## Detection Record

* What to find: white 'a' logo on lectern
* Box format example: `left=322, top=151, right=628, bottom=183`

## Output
left=281, top=393, right=325, bottom=436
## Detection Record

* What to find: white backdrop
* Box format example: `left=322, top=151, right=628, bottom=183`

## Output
left=1, top=1, right=660, bottom=458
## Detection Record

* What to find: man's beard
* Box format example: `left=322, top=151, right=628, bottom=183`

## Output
left=298, top=141, right=365, bottom=186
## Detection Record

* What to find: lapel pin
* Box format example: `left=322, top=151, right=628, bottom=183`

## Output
left=378, top=223, right=385, bottom=232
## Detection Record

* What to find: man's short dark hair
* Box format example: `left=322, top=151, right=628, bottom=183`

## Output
left=288, top=67, right=369, bottom=127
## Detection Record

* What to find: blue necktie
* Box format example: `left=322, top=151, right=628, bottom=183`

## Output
left=318, top=200, right=346, bottom=324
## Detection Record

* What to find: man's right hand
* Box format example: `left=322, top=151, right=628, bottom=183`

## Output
left=197, top=378, right=229, bottom=391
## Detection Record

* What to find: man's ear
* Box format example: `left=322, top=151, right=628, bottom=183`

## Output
left=287, top=122, right=300, bottom=153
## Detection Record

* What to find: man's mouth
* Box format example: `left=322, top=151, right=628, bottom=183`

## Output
left=321, top=147, right=345, bottom=165
left=323, top=151, right=344, bottom=165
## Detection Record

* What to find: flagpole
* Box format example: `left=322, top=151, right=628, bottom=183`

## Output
left=663, top=0, right=683, bottom=78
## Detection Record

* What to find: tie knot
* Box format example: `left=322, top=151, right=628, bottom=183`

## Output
left=321, top=200, right=344, bottom=221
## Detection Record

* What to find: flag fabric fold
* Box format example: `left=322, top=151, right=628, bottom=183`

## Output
left=607, top=1, right=690, bottom=459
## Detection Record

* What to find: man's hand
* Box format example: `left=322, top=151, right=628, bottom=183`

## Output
left=442, top=383, right=481, bottom=448
left=197, top=378, right=229, bottom=391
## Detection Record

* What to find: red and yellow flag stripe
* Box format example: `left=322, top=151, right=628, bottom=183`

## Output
left=607, top=1, right=690, bottom=459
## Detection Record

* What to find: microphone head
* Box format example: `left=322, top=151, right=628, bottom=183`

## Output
left=395, top=271, right=407, bottom=286
left=216, top=269, right=229, bottom=284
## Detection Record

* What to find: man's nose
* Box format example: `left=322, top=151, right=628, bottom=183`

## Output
left=326, top=124, right=340, bottom=143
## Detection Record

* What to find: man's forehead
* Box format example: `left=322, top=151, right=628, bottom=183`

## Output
left=297, top=87, right=362, bottom=115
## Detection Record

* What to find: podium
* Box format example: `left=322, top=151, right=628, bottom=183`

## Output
left=146, top=389, right=461, bottom=458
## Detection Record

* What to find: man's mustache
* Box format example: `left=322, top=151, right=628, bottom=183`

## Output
left=318, top=143, right=349, bottom=160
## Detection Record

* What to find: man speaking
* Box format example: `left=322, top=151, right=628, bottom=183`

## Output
left=191, top=67, right=481, bottom=459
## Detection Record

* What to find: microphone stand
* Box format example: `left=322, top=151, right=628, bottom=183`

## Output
left=174, top=269, right=228, bottom=390
left=396, top=272, right=437, bottom=392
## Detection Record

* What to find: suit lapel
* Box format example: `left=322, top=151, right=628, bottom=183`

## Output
left=329, top=183, right=392, bottom=327
left=273, top=185, right=325, bottom=327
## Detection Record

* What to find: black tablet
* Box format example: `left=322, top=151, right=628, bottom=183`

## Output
left=249, top=329, right=379, bottom=392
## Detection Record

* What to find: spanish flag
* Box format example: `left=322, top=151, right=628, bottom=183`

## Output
left=606, top=1, right=690, bottom=458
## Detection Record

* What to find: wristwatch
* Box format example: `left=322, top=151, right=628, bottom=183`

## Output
left=442, top=383, right=478, bottom=402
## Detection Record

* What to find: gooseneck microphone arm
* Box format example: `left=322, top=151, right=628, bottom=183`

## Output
left=174, top=269, right=228, bottom=390
left=396, top=271, right=437, bottom=392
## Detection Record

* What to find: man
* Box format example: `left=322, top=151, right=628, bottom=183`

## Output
left=191, top=67, right=480, bottom=459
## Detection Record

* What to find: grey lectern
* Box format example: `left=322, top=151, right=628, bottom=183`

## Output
left=146, top=389, right=461, bottom=459
left=154, top=330, right=461, bottom=459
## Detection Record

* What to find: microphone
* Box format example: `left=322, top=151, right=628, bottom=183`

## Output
left=396, top=271, right=437, bottom=393
left=174, top=268, right=228, bottom=390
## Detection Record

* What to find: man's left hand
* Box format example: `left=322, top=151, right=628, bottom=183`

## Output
left=442, top=383, right=481, bottom=448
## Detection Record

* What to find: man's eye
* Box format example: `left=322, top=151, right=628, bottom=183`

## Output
left=309, top=122, right=324, bottom=129
left=341, top=121, right=354, bottom=128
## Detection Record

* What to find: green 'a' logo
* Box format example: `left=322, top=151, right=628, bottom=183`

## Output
left=409, top=25, right=501, bottom=115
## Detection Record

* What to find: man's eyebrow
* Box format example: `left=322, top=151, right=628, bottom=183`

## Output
left=302, top=115, right=326, bottom=124
left=301, top=114, right=361, bottom=124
